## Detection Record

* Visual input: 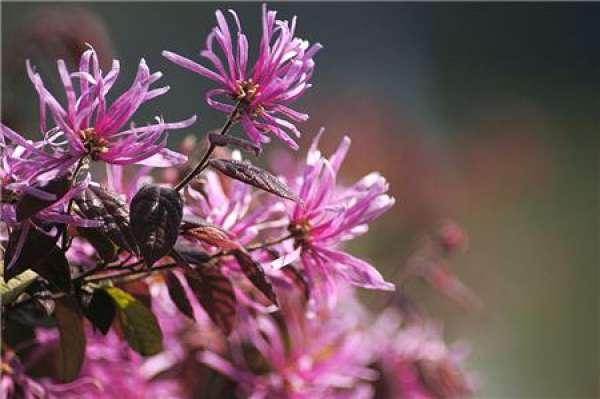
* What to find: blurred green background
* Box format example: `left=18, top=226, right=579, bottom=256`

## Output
left=2, top=3, right=598, bottom=397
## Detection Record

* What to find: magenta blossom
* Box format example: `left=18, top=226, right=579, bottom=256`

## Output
left=199, top=286, right=377, bottom=399
left=163, top=5, right=321, bottom=150
left=368, top=310, right=477, bottom=398
left=286, top=131, right=395, bottom=303
left=0, top=133, right=93, bottom=226
left=4, top=46, right=196, bottom=175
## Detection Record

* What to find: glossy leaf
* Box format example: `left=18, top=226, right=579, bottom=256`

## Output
left=208, top=158, right=299, bottom=202
left=54, top=296, right=86, bottom=383
left=105, top=287, right=163, bottom=356
left=130, top=185, right=183, bottom=266
left=75, top=185, right=137, bottom=253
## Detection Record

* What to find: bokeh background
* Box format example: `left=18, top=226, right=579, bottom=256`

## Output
left=2, top=2, right=598, bottom=397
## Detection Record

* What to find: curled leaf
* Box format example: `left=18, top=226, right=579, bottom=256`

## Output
left=104, top=287, right=163, bottom=356
left=16, top=175, right=71, bottom=222
left=233, top=250, right=277, bottom=305
left=181, top=220, right=240, bottom=251
left=208, top=158, right=298, bottom=202
left=75, top=185, right=137, bottom=253
left=208, top=133, right=262, bottom=156
left=130, top=185, right=183, bottom=266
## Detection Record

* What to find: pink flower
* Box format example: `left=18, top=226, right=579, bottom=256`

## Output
left=11, top=46, right=196, bottom=173
left=162, top=5, right=321, bottom=150
left=286, top=131, right=395, bottom=302
left=199, top=287, right=377, bottom=398
left=368, top=310, right=477, bottom=398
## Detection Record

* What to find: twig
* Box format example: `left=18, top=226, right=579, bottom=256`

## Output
left=174, top=104, right=241, bottom=192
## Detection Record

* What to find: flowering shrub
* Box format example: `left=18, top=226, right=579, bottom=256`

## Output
left=1, top=5, right=477, bottom=399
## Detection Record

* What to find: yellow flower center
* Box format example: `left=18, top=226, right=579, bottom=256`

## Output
left=79, top=128, right=109, bottom=160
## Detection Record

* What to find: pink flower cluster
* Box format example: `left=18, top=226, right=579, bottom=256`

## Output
left=1, top=5, right=476, bottom=399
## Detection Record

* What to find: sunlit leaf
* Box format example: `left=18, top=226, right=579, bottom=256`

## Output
left=105, top=287, right=163, bottom=356
left=0, top=267, right=38, bottom=305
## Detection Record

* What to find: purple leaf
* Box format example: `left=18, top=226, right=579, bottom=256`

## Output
left=130, top=185, right=183, bottom=266
left=208, top=158, right=299, bottom=202
left=233, top=250, right=277, bottom=305
left=75, top=185, right=137, bottom=253
left=165, top=271, right=195, bottom=320
left=184, top=266, right=236, bottom=336
left=54, top=296, right=86, bottom=383
left=16, top=175, right=71, bottom=221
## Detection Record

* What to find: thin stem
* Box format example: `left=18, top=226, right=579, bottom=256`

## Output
left=174, top=105, right=241, bottom=192
left=83, top=262, right=178, bottom=284
left=80, top=233, right=295, bottom=285
left=246, top=233, right=294, bottom=251
left=61, top=156, right=88, bottom=250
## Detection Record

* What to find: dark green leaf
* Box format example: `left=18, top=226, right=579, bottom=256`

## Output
left=130, top=185, right=183, bottom=266
left=104, top=287, right=163, bottom=356
left=54, top=296, right=86, bottom=383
